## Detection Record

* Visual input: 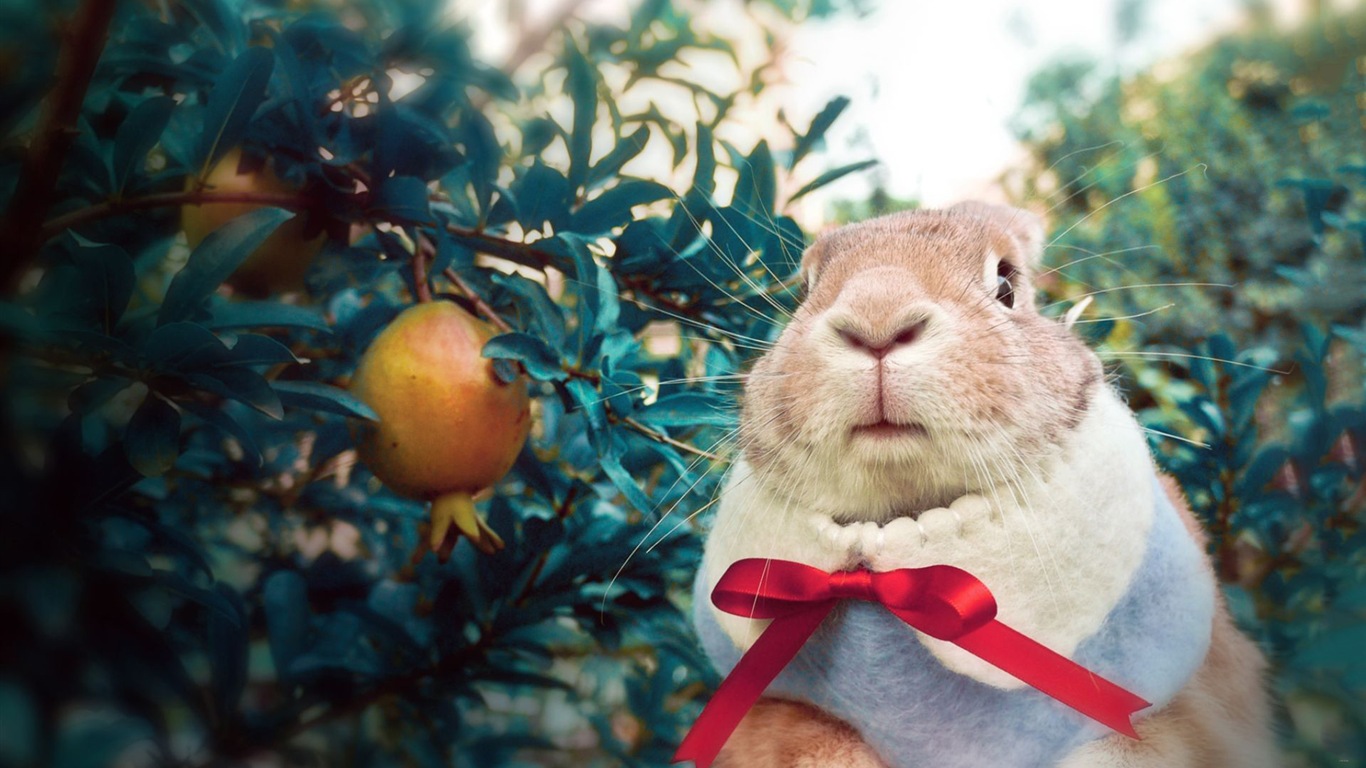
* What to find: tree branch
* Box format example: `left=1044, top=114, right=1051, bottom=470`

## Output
left=42, top=190, right=715, bottom=334
left=41, top=189, right=312, bottom=241
left=1, top=0, right=120, bottom=293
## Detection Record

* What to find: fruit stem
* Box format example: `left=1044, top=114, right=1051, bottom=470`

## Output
left=431, top=490, right=505, bottom=557
left=412, top=231, right=435, bottom=303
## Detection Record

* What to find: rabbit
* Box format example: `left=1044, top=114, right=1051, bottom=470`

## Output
left=688, top=203, right=1278, bottom=768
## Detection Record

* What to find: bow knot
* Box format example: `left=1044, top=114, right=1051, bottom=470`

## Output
left=826, top=568, right=874, bottom=600
left=674, top=558, right=1150, bottom=768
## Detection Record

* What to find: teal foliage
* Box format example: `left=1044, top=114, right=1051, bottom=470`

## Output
left=0, top=0, right=871, bottom=765
left=1016, top=10, right=1366, bottom=766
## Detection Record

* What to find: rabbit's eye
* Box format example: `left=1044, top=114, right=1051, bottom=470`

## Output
left=995, top=261, right=1017, bottom=308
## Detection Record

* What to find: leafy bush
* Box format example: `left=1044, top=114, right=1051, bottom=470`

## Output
left=1014, top=10, right=1366, bottom=765
left=0, top=0, right=870, bottom=764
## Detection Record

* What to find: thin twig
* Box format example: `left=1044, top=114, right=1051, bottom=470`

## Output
left=512, top=485, right=580, bottom=607
left=442, top=266, right=513, bottom=333
left=619, top=272, right=701, bottom=319
left=622, top=416, right=724, bottom=462
left=1, top=0, right=119, bottom=292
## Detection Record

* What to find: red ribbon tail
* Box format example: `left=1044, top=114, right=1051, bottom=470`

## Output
left=673, top=604, right=832, bottom=767
left=952, top=621, right=1151, bottom=739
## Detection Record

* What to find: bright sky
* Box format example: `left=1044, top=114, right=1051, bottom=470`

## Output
left=778, top=0, right=1307, bottom=206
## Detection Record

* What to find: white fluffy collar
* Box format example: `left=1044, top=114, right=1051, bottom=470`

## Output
left=701, top=386, right=1158, bottom=689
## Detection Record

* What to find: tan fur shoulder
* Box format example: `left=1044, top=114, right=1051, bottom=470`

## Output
left=716, top=698, right=889, bottom=768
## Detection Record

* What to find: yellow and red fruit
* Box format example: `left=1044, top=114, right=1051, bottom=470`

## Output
left=349, top=300, right=530, bottom=555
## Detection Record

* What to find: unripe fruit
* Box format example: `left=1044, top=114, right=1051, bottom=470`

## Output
left=181, top=148, right=324, bottom=295
left=349, top=300, right=531, bottom=555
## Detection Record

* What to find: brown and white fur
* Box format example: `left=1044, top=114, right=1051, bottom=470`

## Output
left=708, top=203, right=1277, bottom=767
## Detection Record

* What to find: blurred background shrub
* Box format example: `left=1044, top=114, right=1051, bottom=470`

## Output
left=0, top=0, right=1361, bottom=766
left=1009, top=9, right=1365, bottom=763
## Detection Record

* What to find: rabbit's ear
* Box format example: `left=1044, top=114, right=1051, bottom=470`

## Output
left=949, top=201, right=1045, bottom=267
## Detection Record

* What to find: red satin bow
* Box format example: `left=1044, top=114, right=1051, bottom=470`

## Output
left=673, top=559, right=1150, bottom=768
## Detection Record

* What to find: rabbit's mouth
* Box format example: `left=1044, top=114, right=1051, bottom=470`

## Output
left=850, top=419, right=928, bottom=440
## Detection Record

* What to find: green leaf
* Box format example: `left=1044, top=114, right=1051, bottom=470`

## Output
left=38, top=241, right=136, bottom=335
left=180, top=0, right=247, bottom=55
left=1292, top=624, right=1366, bottom=671
left=565, top=377, right=606, bottom=436
left=0, top=301, right=41, bottom=341
left=368, top=175, right=432, bottom=224
left=263, top=571, right=309, bottom=680
left=520, top=116, right=561, bottom=156
left=71, top=244, right=137, bottom=334
left=463, top=110, right=502, bottom=217
left=197, top=46, right=274, bottom=175
left=788, top=159, right=879, bottom=203
left=186, top=369, right=284, bottom=420
left=51, top=712, right=153, bottom=768
left=124, top=395, right=181, bottom=477
left=483, top=333, right=567, bottom=382
left=179, top=400, right=261, bottom=466
left=588, top=125, right=651, bottom=187
left=159, top=207, right=294, bottom=325
left=271, top=380, right=378, bottom=421
left=206, top=300, right=331, bottom=333
left=600, top=449, right=654, bottom=514
left=511, top=161, right=572, bottom=232
left=1276, top=177, right=1348, bottom=237
left=207, top=586, right=248, bottom=721
left=565, top=43, right=598, bottom=190
left=143, top=321, right=229, bottom=370
left=734, top=140, right=776, bottom=221
left=791, top=96, right=850, bottom=168
left=480, top=667, right=576, bottom=693
left=1238, top=445, right=1290, bottom=496
left=69, top=376, right=131, bottom=415
left=1079, top=317, right=1115, bottom=345
left=111, top=97, right=175, bottom=194
left=547, top=233, right=608, bottom=351
left=591, top=260, right=620, bottom=336
left=222, top=333, right=299, bottom=367
left=550, top=233, right=622, bottom=343
left=489, top=272, right=566, bottom=348
left=641, top=392, right=736, bottom=428
left=692, top=122, right=716, bottom=197
left=571, top=180, right=674, bottom=235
